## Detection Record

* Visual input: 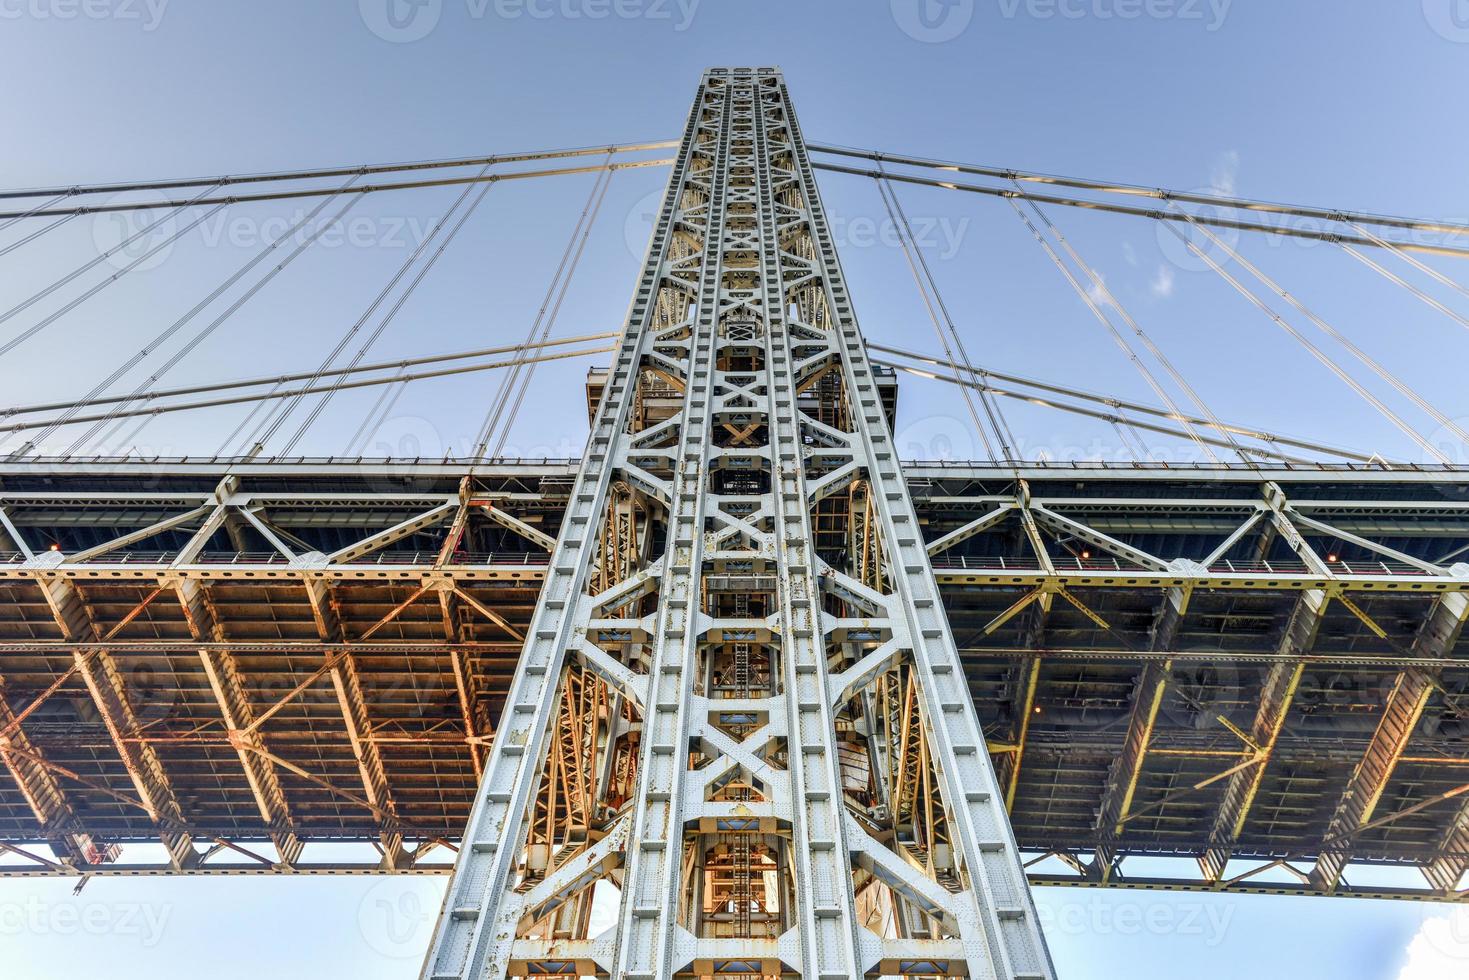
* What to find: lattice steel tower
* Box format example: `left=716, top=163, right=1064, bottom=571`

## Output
left=421, top=68, right=1055, bottom=980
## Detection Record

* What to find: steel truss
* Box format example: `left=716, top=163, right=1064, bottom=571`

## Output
left=405, top=67, right=1054, bottom=980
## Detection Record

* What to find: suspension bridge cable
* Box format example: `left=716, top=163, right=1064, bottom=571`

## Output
left=878, top=361, right=1324, bottom=464
left=869, top=177, right=995, bottom=461
left=0, top=345, right=618, bottom=436
left=0, top=202, right=228, bottom=360
left=0, top=214, right=78, bottom=259
left=6, top=180, right=359, bottom=459
left=0, top=184, right=221, bottom=332
left=874, top=170, right=1012, bottom=462
left=1343, top=219, right=1469, bottom=305
left=252, top=169, right=495, bottom=457
left=473, top=164, right=612, bottom=458
left=484, top=161, right=616, bottom=458
left=1159, top=221, right=1448, bottom=463
left=0, top=191, right=74, bottom=235
left=345, top=372, right=410, bottom=456
left=810, top=162, right=1469, bottom=261
left=1004, top=195, right=1221, bottom=462
left=1339, top=242, right=1469, bottom=334
left=869, top=342, right=1367, bottom=460
left=56, top=186, right=368, bottom=458
left=808, top=143, right=1469, bottom=242
left=216, top=383, right=285, bottom=458
left=1168, top=204, right=1469, bottom=447
left=4, top=333, right=617, bottom=417
left=1015, top=184, right=1246, bottom=463
left=279, top=173, right=503, bottom=455
left=0, top=159, right=675, bottom=222
left=0, top=141, right=678, bottom=203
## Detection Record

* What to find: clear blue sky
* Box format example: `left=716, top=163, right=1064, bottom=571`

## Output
left=3, top=2, right=1469, bottom=977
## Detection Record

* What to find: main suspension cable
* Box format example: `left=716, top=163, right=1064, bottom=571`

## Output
left=809, top=143, right=1469, bottom=242
left=9, top=177, right=362, bottom=459
left=0, top=345, right=617, bottom=436
left=5, top=333, right=615, bottom=417
left=810, top=162, right=1469, bottom=261
left=0, top=201, right=227, bottom=360
left=0, top=183, right=221, bottom=333
left=0, top=140, right=677, bottom=203
left=880, top=361, right=1325, bottom=464
left=870, top=342, right=1367, bottom=460
left=0, top=159, right=675, bottom=221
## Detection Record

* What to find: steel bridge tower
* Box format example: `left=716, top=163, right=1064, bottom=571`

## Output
left=420, top=68, right=1055, bottom=980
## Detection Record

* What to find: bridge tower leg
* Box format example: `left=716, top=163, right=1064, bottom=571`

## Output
left=420, top=67, right=1056, bottom=980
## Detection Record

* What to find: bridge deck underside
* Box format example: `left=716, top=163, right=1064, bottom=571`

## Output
left=1, top=462, right=1466, bottom=899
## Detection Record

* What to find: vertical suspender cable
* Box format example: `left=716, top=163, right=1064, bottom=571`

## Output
left=878, top=170, right=1019, bottom=461
left=871, top=175, right=1000, bottom=462
left=1015, top=185, right=1246, bottom=463
left=278, top=173, right=499, bottom=455
left=1160, top=220, right=1445, bottom=464
left=249, top=165, right=495, bottom=457
left=486, top=162, right=615, bottom=459
left=0, top=183, right=221, bottom=332
left=58, top=179, right=367, bottom=458
left=1169, top=204, right=1469, bottom=447
left=0, top=200, right=228, bottom=359
left=472, top=160, right=612, bottom=458
left=1004, top=195, right=1223, bottom=463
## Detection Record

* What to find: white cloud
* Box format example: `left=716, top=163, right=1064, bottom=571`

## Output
left=1210, top=150, right=1240, bottom=196
left=1085, top=273, right=1110, bottom=307
left=1122, top=241, right=1139, bottom=267
left=1396, top=909, right=1469, bottom=980
left=1150, top=264, right=1175, bottom=298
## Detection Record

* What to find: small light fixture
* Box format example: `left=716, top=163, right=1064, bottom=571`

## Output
left=49, top=543, right=60, bottom=552
left=1033, top=706, right=1042, bottom=715
left=1080, top=549, right=1092, bottom=560
left=1327, top=553, right=1339, bottom=563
